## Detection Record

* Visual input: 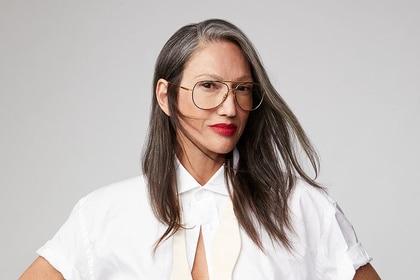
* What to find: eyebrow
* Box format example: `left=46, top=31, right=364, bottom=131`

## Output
left=194, top=73, right=253, bottom=82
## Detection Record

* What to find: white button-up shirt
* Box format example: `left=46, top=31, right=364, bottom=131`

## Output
left=177, top=162, right=230, bottom=274
left=38, top=162, right=372, bottom=279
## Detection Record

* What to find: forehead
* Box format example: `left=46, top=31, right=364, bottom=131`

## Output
left=182, top=41, right=251, bottom=81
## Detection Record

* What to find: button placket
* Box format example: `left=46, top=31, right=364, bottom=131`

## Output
left=192, top=188, right=213, bottom=226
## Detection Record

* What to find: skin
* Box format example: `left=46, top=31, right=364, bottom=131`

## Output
left=19, top=256, right=64, bottom=279
left=19, top=41, right=381, bottom=279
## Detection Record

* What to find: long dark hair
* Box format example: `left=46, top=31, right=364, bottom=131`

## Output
left=142, top=19, right=321, bottom=250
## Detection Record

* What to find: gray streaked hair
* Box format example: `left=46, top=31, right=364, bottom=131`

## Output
left=142, top=19, right=320, bottom=250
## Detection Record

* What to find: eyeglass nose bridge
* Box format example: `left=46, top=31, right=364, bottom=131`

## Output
left=221, top=83, right=240, bottom=100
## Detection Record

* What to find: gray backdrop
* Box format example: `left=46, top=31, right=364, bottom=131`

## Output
left=1, top=0, right=419, bottom=279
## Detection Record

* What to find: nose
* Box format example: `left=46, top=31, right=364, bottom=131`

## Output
left=217, top=89, right=237, bottom=116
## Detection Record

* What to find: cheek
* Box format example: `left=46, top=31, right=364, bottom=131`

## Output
left=177, top=94, right=211, bottom=121
left=178, top=104, right=209, bottom=123
left=177, top=106, right=210, bottom=133
left=177, top=93, right=197, bottom=115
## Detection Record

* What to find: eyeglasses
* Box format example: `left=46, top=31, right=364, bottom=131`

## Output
left=169, top=80, right=264, bottom=111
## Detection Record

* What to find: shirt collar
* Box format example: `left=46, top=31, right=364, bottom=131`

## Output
left=176, top=148, right=239, bottom=196
left=175, top=159, right=229, bottom=196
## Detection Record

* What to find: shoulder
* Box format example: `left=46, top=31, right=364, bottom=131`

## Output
left=81, top=176, right=148, bottom=204
left=289, top=179, right=337, bottom=217
left=288, top=178, right=365, bottom=253
left=288, top=179, right=346, bottom=239
left=76, top=175, right=154, bottom=223
left=288, top=179, right=373, bottom=277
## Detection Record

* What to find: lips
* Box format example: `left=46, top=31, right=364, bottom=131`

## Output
left=209, top=123, right=238, bottom=136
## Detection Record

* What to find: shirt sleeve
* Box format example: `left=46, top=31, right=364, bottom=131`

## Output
left=37, top=198, right=93, bottom=280
left=316, top=199, right=372, bottom=279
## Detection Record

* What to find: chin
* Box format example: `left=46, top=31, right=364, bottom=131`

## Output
left=212, top=146, right=236, bottom=155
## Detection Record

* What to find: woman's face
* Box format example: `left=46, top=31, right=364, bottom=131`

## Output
left=176, top=41, right=251, bottom=160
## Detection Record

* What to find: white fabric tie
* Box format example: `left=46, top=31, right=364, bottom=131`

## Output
left=170, top=198, right=241, bottom=279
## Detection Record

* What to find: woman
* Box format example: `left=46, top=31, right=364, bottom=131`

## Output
left=20, top=19, right=380, bottom=279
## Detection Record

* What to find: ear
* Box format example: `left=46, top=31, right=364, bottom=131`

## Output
left=156, top=78, right=171, bottom=116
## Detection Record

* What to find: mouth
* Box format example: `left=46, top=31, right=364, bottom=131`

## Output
left=209, top=123, right=238, bottom=136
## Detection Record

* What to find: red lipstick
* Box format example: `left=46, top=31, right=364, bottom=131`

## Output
left=209, top=123, right=238, bottom=136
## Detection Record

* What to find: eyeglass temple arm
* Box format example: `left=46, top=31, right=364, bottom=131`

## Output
left=178, top=85, right=193, bottom=92
left=167, top=81, right=193, bottom=92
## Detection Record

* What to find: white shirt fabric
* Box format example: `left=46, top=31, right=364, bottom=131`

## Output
left=37, top=161, right=372, bottom=279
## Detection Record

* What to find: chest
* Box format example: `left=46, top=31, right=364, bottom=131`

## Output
left=91, top=226, right=314, bottom=280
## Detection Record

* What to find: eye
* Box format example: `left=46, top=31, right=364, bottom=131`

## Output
left=202, top=82, right=214, bottom=89
left=196, top=81, right=222, bottom=91
left=236, top=83, right=253, bottom=92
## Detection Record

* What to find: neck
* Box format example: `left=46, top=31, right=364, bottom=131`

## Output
left=176, top=145, right=225, bottom=186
